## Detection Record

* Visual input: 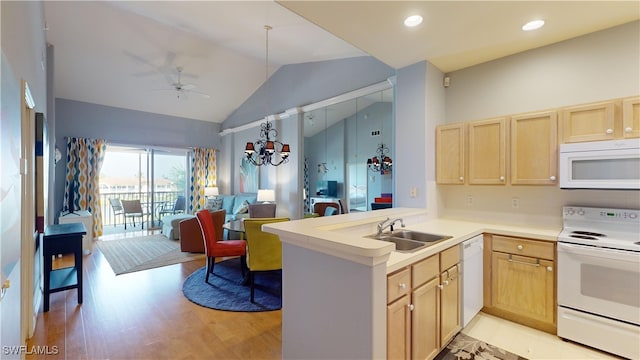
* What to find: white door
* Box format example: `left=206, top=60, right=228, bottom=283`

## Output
left=1, top=63, right=28, bottom=359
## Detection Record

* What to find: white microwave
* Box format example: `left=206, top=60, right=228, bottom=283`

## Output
left=559, top=139, right=640, bottom=189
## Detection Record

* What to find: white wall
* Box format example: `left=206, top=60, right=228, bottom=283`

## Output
left=439, top=21, right=640, bottom=228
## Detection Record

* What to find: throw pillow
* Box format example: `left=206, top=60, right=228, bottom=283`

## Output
left=205, top=198, right=223, bottom=211
left=234, top=200, right=250, bottom=214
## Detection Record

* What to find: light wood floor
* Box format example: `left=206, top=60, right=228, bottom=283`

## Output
left=27, top=229, right=282, bottom=360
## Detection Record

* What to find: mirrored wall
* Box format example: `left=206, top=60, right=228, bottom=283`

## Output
left=303, top=85, right=394, bottom=214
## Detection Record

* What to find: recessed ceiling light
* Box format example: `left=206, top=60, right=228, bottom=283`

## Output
left=522, top=19, right=545, bottom=31
left=404, top=15, right=423, bottom=28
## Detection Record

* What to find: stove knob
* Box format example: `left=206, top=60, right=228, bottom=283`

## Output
left=630, top=213, right=638, bottom=219
left=577, top=209, right=585, bottom=216
left=567, top=209, right=575, bottom=216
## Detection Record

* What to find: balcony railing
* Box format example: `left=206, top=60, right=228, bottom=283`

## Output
left=100, top=191, right=184, bottom=227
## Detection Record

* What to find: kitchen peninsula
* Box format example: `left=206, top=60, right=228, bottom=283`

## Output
left=264, top=208, right=560, bottom=359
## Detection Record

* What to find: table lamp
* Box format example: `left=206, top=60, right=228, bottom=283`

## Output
left=204, top=186, right=219, bottom=198
left=257, top=189, right=275, bottom=203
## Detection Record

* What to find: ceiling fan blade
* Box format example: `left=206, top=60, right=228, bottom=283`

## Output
left=181, top=84, right=196, bottom=91
left=187, top=89, right=211, bottom=99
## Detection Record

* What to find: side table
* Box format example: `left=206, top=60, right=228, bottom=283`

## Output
left=59, top=210, right=93, bottom=254
left=43, top=223, right=86, bottom=312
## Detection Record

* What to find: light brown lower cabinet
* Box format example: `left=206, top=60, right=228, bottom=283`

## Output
left=387, top=245, right=461, bottom=360
left=483, top=234, right=556, bottom=334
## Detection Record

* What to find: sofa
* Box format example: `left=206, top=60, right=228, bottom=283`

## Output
left=161, top=193, right=257, bottom=241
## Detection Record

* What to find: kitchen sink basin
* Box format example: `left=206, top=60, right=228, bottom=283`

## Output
left=365, top=230, right=453, bottom=252
left=387, top=230, right=452, bottom=243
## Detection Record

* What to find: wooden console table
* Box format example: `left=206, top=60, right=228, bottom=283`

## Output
left=43, top=223, right=86, bottom=312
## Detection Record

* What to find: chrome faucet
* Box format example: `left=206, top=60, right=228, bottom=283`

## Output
left=377, top=217, right=405, bottom=236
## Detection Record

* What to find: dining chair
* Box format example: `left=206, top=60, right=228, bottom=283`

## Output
left=196, top=209, right=246, bottom=284
left=243, top=217, right=289, bottom=303
left=108, top=198, right=124, bottom=226
left=121, top=199, right=146, bottom=230
left=248, top=203, right=276, bottom=218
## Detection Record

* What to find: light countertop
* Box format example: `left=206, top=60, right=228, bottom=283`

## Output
left=263, top=207, right=561, bottom=273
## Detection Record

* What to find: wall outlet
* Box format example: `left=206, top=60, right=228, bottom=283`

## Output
left=466, top=195, right=473, bottom=206
left=512, top=197, right=520, bottom=209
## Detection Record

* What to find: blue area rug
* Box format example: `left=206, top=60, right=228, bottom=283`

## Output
left=182, top=257, right=281, bottom=312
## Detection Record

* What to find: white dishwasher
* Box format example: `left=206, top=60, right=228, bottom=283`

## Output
left=462, top=235, right=483, bottom=327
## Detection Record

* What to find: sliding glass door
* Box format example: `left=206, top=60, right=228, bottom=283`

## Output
left=100, top=145, right=188, bottom=229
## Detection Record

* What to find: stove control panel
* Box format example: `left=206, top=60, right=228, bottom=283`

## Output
left=563, top=206, right=640, bottom=223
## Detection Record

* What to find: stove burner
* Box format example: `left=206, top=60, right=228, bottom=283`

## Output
left=570, top=234, right=598, bottom=240
left=571, top=231, right=606, bottom=237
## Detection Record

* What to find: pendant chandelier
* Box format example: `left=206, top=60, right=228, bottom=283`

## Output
left=367, top=143, right=393, bottom=174
left=244, top=25, right=290, bottom=166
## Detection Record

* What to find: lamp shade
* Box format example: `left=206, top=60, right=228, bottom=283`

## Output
left=204, top=186, right=219, bottom=197
left=257, top=189, right=275, bottom=203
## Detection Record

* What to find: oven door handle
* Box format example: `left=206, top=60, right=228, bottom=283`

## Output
left=558, top=242, right=640, bottom=262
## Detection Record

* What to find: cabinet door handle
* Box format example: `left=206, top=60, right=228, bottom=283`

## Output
left=508, top=254, right=540, bottom=267
left=517, top=245, right=523, bottom=251
left=499, top=176, right=505, bottom=181
left=438, top=284, right=444, bottom=290
left=398, top=283, right=406, bottom=290
left=606, top=128, right=613, bottom=134
left=459, top=176, right=464, bottom=181
left=549, top=176, right=556, bottom=181
left=546, top=266, right=553, bottom=272
left=408, top=304, right=415, bottom=311
left=625, top=127, right=633, bottom=133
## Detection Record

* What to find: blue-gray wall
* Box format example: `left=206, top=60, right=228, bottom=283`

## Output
left=222, top=56, right=395, bottom=130
left=54, top=98, right=220, bottom=214
left=219, top=55, right=395, bottom=218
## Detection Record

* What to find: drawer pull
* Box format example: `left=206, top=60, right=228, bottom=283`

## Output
left=547, top=266, right=553, bottom=272
left=517, top=245, right=523, bottom=251
left=508, top=254, right=540, bottom=267
left=398, top=283, right=406, bottom=290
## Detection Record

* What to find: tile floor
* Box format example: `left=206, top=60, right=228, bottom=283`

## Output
left=463, top=312, right=622, bottom=359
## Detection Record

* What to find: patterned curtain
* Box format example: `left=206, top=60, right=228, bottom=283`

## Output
left=189, top=147, right=217, bottom=213
left=64, top=137, right=107, bottom=238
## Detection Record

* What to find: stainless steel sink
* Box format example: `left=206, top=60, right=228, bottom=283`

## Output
left=387, top=230, right=452, bottom=243
left=365, top=230, right=452, bottom=252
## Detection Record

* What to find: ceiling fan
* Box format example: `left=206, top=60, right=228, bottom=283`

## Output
left=153, top=67, right=210, bottom=100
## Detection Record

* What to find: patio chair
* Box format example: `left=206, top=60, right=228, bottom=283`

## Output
left=121, top=199, right=146, bottom=230
left=159, top=195, right=186, bottom=218
left=109, top=198, right=124, bottom=226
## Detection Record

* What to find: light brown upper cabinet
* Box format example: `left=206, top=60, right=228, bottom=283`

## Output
left=622, top=96, right=640, bottom=139
left=510, top=111, right=558, bottom=185
left=560, top=100, right=617, bottom=143
left=436, top=123, right=465, bottom=184
left=468, top=117, right=508, bottom=185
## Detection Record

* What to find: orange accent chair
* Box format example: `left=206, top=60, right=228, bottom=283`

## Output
left=195, top=209, right=246, bottom=284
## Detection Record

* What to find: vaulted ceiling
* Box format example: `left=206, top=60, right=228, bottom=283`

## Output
left=44, top=1, right=639, bottom=124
